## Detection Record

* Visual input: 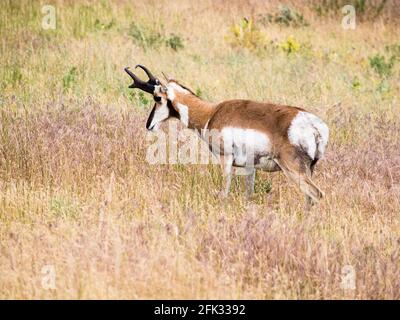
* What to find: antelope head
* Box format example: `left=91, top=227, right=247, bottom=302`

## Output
left=125, top=65, right=179, bottom=131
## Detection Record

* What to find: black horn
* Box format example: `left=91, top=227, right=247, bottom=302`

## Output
left=135, top=64, right=159, bottom=85
left=124, top=66, right=156, bottom=94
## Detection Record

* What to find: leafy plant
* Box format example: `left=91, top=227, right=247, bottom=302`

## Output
left=94, top=18, right=115, bottom=31
left=2, top=63, right=22, bottom=88
left=259, top=5, right=308, bottom=27
left=129, top=22, right=184, bottom=52
left=129, top=22, right=164, bottom=50
left=166, top=34, right=184, bottom=51
left=255, top=178, right=272, bottom=194
left=314, top=0, right=388, bottom=20
left=279, top=36, right=301, bottom=54
left=351, top=77, right=361, bottom=89
left=50, top=196, right=79, bottom=220
left=195, top=87, right=203, bottom=98
left=137, top=91, right=150, bottom=108
left=376, top=79, right=390, bottom=93
left=385, top=43, right=400, bottom=60
left=369, top=54, right=395, bottom=77
left=71, top=3, right=116, bottom=38
left=227, top=18, right=268, bottom=52
left=62, top=66, right=78, bottom=92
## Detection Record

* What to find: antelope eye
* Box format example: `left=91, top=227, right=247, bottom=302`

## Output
left=154, top=96, right=161, bottom=102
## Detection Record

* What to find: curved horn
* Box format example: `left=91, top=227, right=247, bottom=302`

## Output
left=124, top=67, right=155, bottom=94
left=135, top=64, right=159, bottom=85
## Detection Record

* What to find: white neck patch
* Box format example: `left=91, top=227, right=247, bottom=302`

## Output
left=166, top=82, right=191, bottom=127
left=176, top=103, right=189, bottom=127
left=149, top=103, right=169, bottom=130
left=166, top=82, right=190, bottom=101
left=168, top=82, right=189, bottom=94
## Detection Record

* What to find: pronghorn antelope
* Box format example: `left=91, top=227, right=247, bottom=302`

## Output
left=125, top=65, right=329, bottom=207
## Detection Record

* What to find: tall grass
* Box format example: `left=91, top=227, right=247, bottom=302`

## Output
left=0, top=0, right=399, bottom=299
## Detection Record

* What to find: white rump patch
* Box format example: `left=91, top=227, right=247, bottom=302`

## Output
left=176, top=103, right=189, bottom=127
left=288, top=111, right=329, bottom=160
left=221, top=127, right=272, bottom=167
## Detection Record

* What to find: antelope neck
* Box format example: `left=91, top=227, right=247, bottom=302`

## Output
left=172, top=94, right=215, bottom=131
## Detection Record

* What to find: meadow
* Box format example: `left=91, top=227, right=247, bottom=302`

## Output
left=0, top=0, right=399, bottom=299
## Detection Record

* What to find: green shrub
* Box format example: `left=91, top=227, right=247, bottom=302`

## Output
left=313, top=0, right=388, bottom=20
left=62, top=67, right=78, bottom=92
left=2, top=63, right=22, bottom=88
left=137, top=91, right=150, bottom=108
left=385, top=43, right=400, bottom=59
left=125, top=91, right=150, bottom=109
left=195, top=87, right=203, bottom=98
left=94, top=18, right=115, bottom=31
left=255, top=178, right=272, bottom=194
left=369, top=54, right=395, bottom=77
left=166, top=34, right=184, bottom=51
left=226, top=18, right=268, bottom=52
left=129, top=22, right=184, bottom=52
left=71, top=3, right=115, bottom=38
left=279, top=36, right=301, bottom=54
left=129, top=22, right=164, bottom=50
left=351, top=77, right=361, bottom=89
left=376, top=79, right=390, bottom=93
left=258, top=5, right=308, bottom=27
left=50, top=197, right=79, bottom=220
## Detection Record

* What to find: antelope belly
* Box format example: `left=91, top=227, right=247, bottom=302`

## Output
left=256, top=157, right=281, bottom=171
left=221, top=127, right=272, bottom=167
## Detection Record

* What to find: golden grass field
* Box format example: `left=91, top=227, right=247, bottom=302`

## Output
left=0, top=0, right=399, bottom=299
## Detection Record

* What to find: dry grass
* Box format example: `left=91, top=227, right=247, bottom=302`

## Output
left=0, top=0, right=399, bottom=299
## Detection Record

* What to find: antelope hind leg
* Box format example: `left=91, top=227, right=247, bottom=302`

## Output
left=274, top=159, right=324, bottom=206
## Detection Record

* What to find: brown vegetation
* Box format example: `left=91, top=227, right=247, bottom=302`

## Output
left=0, top=0, right=399, bottom=299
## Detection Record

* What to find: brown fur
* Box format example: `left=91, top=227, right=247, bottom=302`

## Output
left=208, top=100, right=304, bottom=158
left=156, top=81, right=325, bottom=207
left=169, top=91, right=215, bottom=130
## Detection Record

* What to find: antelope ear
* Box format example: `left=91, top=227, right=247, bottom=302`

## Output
left=161, top=72, right=171, bottom=82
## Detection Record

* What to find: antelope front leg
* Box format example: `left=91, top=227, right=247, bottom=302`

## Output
left=219, top=154, right=233, bottom=199
left=244, top=167, right=256, bottom=199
